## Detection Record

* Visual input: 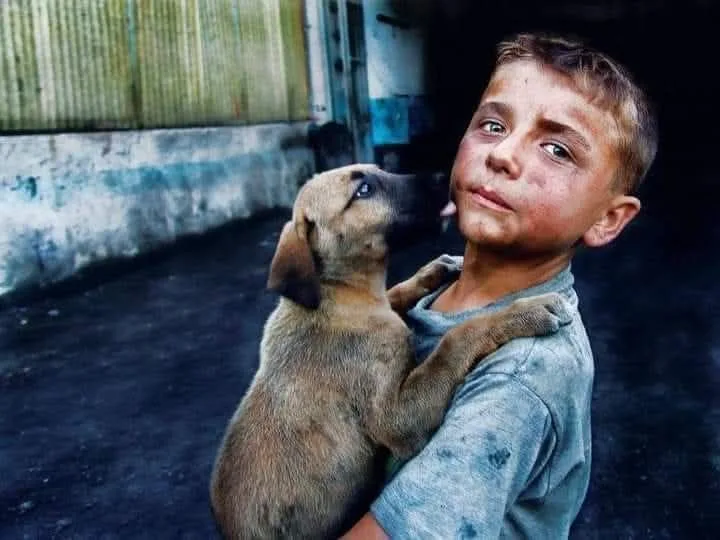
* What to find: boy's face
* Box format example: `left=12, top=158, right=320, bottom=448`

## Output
left=450, top=59, right=635, bottom=255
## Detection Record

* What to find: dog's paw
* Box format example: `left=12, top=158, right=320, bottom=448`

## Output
left=507, top=293, right=573, bottom=335
left=414, top=255, right=460, bottom=291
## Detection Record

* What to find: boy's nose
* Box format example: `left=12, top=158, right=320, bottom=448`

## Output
left=486, top=136, right=522, bottom=179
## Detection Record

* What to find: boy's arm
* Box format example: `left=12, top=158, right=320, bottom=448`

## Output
left=345, top=370, right=556, bottom=539
left=340, top=514, right=388, bottom=539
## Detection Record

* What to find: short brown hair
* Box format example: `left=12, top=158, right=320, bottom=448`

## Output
left=495, top=33, right=658, bottom=194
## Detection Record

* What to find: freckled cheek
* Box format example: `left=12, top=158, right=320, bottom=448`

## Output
left=525, top=172, right=546, bottom=189
left=458, top=134, right=489, bottom=159
left=524, top=189, right=572, bottom=232
left=453, top=141, right=487, bottom=184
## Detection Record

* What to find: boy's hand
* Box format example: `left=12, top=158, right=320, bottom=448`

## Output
left=387, top=255, right=459, bottom=314
left=341, top=513, right=388, bottom=539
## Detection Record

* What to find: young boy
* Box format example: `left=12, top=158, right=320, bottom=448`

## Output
left=343, top=33, right=658, bottom=538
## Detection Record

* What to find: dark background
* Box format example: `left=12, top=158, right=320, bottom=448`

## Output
left=416, top=1, right=720, bottom=536
left=2, top=1, right=720, bottom=538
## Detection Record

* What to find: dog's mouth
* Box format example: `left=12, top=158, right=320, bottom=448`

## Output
left=383, top=173, right=451, bottom=247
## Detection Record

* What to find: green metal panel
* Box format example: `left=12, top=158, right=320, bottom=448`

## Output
left=239, top=0, right=282, bottom=123
left=279, top=0, right=310, bottom=120
left=1, top=1, right=40, bottom=131
left=0, top=0, right=310, bottom=132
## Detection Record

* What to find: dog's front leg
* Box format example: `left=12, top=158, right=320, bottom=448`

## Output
left=387, top=256, right=459, bottom=314
left=367, top=293, right=571, bottom=458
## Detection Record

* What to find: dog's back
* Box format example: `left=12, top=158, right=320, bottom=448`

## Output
left=210, top=299, right=404, bottom=539
left=210, top=165, right=450, bottom=538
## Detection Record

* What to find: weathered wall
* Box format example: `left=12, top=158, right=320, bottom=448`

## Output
left=363, top=0, right=431, bottom=146
left=0, top=123, right=314, bottom=297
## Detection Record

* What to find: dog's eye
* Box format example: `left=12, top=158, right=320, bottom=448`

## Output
left=354, top=181, right=374, bottom=199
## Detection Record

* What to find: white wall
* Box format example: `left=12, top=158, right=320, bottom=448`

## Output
left=304, top=0, right=334, bottom=123
left=0, top=124, right=314, bottom=298
left=363, top=0, right=427, bottom=99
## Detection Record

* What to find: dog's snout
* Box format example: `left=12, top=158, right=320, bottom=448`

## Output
left=431, top=172, right=448, bottom=188
left=420, top=171, right=450, bottom=202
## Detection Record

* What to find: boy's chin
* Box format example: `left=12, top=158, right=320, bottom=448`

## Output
left=460, top=230, right=515, bottom=253
left=460, top=226, right=581, bottom=259
left=456, top=215, right=510, bottom=246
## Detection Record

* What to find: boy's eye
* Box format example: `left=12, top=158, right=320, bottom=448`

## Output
left=479, top=120, right=505, bottom=134
left=542, top=142, right=572, bottom=161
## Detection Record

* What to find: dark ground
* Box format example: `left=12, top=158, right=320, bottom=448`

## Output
left=2, top=163, right=719, bottom=539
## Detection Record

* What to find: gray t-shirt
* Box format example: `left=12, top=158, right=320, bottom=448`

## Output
left=371, top=255, right=593, bottom=539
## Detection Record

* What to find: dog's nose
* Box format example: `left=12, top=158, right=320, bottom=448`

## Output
left=425, top=171, right=449, bottom=199
left=411, top=171, right=451, bottom=215
left=431, top=172, right=447, bottom=187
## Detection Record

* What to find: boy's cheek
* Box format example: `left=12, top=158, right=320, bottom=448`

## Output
left=525, top=172, right=547, bottom=189
left=452, top=141, right=485, bottom=179
left=450, top=163, right=478, bottom=195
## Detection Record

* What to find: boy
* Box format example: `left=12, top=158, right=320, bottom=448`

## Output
left=343, top=33, right=658, bottom=538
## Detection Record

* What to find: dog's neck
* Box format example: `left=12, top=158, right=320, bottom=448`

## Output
left=321, top=270, right=389, bottom=308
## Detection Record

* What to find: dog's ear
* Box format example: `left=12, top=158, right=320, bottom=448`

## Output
left=267, top=219, right=321, bottom=309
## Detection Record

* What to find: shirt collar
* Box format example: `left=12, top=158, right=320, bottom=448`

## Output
left=413, top=257, right=576, bottom=317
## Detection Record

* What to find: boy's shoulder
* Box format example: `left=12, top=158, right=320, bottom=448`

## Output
left=459, top=311, right=594, bottom=416
left=448, top=293, right=594, bottom=459
left=407, top=255, right=594, bottom=431
left=467, top=283, right=593, bottom=382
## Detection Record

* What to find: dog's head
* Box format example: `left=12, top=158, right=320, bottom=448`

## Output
left=267, top=164, right=448, bottom=309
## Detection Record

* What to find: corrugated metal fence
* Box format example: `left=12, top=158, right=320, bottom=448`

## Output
left=0, top=0, right=309, bottom=132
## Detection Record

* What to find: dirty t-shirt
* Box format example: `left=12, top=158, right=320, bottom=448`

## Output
left=370, top=255, right=594, bottom=539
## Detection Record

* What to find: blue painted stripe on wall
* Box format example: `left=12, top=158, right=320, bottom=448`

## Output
left=370, top=97, right=409, bottom=145
left=370, top=95, right=433, bottom=145
left=99, top=155, right=260, bottom=195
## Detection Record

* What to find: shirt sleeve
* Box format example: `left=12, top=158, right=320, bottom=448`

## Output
left=370, top=371, right=556, bottom=539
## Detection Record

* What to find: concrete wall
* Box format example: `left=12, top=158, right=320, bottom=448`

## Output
left=0, top=123, right=314, bottom=298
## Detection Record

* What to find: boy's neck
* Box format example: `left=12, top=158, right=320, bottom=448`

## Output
left=432, top=243, right=573, bottom=313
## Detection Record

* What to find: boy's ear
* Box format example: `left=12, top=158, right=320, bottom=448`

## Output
left=583, top=195, right=641, bottom=247
left=267, top=218, right=321, bottom=309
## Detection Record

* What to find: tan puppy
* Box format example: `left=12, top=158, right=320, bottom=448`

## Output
left=210, top=164, right=569, bottom=539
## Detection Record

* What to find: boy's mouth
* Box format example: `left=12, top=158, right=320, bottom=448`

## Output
left=468, top=185, right=512, bottom=211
